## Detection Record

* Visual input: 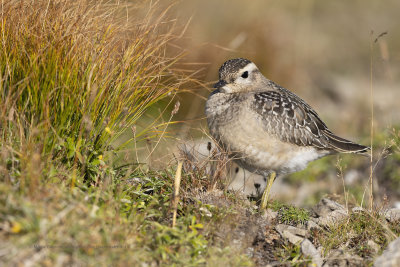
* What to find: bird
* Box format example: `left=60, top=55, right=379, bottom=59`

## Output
left=205, top=58, right=370, bottom=208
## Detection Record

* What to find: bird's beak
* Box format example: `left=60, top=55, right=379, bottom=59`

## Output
left=213, top=80, right=227, bottom=89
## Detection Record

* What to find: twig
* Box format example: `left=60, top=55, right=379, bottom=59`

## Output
left=369, top=31, right=374, bottom=211
left=336, top=158, right=349, bottom=212
left=172, top=161, right=183, bottom=227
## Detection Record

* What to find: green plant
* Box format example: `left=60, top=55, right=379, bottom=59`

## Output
left=318, top=211, right=399, bottom=262
left=270, top=201, right=310, bottom=226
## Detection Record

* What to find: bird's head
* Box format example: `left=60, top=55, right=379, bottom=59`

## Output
left=213, top=58, right=268, bottom=93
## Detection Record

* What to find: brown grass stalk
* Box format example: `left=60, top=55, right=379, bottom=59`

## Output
left=369, top=31, right=374, bottom=211
left=172, top=161, right=183, bottom=227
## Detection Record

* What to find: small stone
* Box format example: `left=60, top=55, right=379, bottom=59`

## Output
left=262, top=209, right=278, bottom=220
left=352, top=206, right=364, bottom=213
left=374, top=237, right=400, bottom=267
left=367, top=240, right=380, bottom=254
left=314, top=198, right=346, bottom=218
left=307, top=220, right=322, bottom=231
left=317, top=210, right=348, bottom=227
left=282, top=231, right=304, bottom=245
left=275, top=224, right=306, bottom=245
left=276, top=224, right=307, bottom=237
left=323, top=249, right=363, bottom=267
left=385, top=208, right=400, bottom=223
left=301, top=239, right=323, bottom=267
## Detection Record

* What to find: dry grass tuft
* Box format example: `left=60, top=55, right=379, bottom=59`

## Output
left=0, top=0, right=188, bottom=185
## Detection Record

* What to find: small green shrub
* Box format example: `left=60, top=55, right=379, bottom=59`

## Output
left=319, top=211, right=399, bottom=262
left=270, top=201, right=310, bottom=226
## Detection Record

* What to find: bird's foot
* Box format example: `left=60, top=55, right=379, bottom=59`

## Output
left=260, top=171, right=276, bottom=211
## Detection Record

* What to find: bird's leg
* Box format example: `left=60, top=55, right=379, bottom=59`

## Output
left=260, top=171, right=276, bottom=210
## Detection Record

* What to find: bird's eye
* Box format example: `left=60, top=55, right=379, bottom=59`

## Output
left=241, top=71, right=249, bottom=79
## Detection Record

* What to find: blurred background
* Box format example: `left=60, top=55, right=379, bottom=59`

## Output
left=173, top=0, right=399, bottom=129
left=138, top=0, right=400, bottom=207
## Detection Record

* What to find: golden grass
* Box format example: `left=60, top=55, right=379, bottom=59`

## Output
left=0, top=0, right=189, bottom=185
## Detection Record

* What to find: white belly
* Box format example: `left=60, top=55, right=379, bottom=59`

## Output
left=241, top=143, right=324, bottom=174
left=218, top=112, right=327, bottom=175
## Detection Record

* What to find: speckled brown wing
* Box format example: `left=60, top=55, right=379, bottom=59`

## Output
left=252, top=86, right=370, bottom=153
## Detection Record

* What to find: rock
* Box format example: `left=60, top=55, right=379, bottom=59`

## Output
left=323, top=249, right=363, bottom=267
left=314, top=198, right=346, bottom=217
left=374, top=237, right=400, bottom=267
left=307, top=220, right=322, bottom=231
left=312, top=199, right=348, bottom=227
left=301, top=239, right=323, bottom=267
left=275, top=224, right=307, bottom=245
left=276, top=224, right=307, bottom=237
left=384, top=208, right=400, bottom=223
left=367, top=240, right=380, bottom=254
left=262, top=209, right=278, bottom=221
left=352, top=206, right=364, bottom=213
left=317, top=209, right=348, bottom=227
left=310, top=217, right=320, bottom=223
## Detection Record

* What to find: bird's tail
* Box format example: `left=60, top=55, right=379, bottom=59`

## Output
left=325, top=132, right=370, bottom=155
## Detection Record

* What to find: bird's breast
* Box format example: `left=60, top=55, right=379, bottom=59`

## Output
left=205, top=93, right=241, bottom=135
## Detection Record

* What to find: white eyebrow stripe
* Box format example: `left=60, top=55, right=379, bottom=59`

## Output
left=240, top=63, right=257, bottom=73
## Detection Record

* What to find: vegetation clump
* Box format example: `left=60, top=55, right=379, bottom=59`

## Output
left=319, top=210, right=400, bottom=263
left=0, top=0, right=184, bottom=185
left=270, top=201, right=311, bottom=226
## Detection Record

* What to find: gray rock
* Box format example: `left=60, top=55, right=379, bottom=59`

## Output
left=312, top=199, right=348, bottom=227
left=374, top=237, right=400, bottom=267
left=323, top=249, right=363, bottom=267
left=307, top=220, right=322, bottom=231
left=301, top=239, right=323, bottom=267
left=385, top=208, right=400, bottom=223
left=275, top=224, right=306, bottom=245
left=351, top=206, right=364, bottom=213
left=367, top=240, right=380, bottom=254
left=314, top=198, right=346, bottom=217
left=262, top=209, right=278, bottom=221
left=317, top=209, right=348, bottom=227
